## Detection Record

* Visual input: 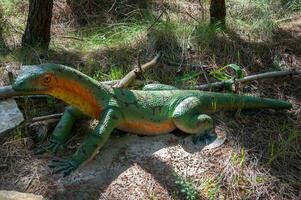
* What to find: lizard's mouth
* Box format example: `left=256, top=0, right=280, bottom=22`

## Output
left=0, top=85, right=18, bottom=99
left=0, top=85, right=28, bottom=99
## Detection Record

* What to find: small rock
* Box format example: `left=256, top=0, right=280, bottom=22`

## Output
left=0, top=99, right=24, bottom=134
left=0, top=69, right=24, bottom=134
left=0, top=190, right=44, bottom=200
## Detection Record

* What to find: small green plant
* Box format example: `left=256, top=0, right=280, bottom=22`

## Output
left=202, top=176, right=223, bottom=200
left=13, top=128, right=23, bottom=139
left=92, top=70, right=109, bottom=81
left=272, top=54, right=285, bottom=70
left=231, top=147, right=246, bottom=168
left=210, top=64, right=244, bottom=81
left=175, top=71, right=201, bottom=87
left=173, top=172, right=198, bottom=200
left=149, top=191, right=158, bottom=200
left=110, top=68, right=124, bottom=80
left=255, top=176, right=267, bottom=184
left=193, top=22, right=223, bottom=47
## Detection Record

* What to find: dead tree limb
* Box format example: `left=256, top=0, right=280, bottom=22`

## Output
left=191, top=70, right=301, bottom=90
left=113, top=53, right=161, bottom=88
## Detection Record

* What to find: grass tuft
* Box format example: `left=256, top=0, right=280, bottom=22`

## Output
left=267, top=120, right=299, bottom=165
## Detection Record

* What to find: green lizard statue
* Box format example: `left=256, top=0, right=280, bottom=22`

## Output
left=0, top=63, right=292, bottom=176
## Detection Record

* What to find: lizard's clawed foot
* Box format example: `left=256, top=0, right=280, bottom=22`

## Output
left=192, top=131, right=217, bottom=145
left=34, top=139, right=64, bottom=155
left=48, top=159, right=78, bottom=177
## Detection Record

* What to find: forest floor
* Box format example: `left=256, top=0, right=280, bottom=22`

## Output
left=0, top=0, right=301, bottom=199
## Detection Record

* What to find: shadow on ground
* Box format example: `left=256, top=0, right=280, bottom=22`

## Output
left=44, top=129, right=208, bottom=200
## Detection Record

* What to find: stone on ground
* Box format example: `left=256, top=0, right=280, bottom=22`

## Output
left=0, top=66, right=24, bottom=134
left=0, top=190, right=44, bottom=200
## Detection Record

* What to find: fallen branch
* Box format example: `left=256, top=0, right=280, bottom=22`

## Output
left=113, top=53, right=161, bottom=88
left=190, top=70, right=301, bottom=90
left=31, top=113, right=63, bottom=123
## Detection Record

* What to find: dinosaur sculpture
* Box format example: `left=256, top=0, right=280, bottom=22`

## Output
left=0, top=64, right=292, bottom=176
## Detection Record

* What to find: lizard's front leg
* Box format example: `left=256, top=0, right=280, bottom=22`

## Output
left=49, top=108, right=122, bottom=176
left=35, top=106, right=88, bottom=154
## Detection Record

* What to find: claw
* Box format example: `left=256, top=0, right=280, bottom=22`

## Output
left=34, top=140, right=63, bottom=155
left=53, top=166, right=70, bottom=174
left=34, top=145, right=50, bottom=155
left=63, top=168, right=73, bottom=177
left=48, top=162, right=66, bottom=168
left=51, top=145, right=59, bottom=154
left=192, top=136, right=199, bottom=144
left=49, top=159, right=77, bottom=176
left=192, top=131, right=217, bottom=145
left=51, top=159, right=66, bottom=163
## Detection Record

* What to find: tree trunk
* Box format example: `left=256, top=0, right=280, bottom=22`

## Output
left=210, top=0, right=226, bottom=26
left=22, top=0, right=53, bottom=49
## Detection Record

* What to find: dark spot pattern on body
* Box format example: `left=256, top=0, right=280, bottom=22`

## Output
left=77, top=74, right=83, bottom=79
left=152, top=106, right=163, bottom=115
left=111, top=94, right=118, bottom=101
left=111, top=115, right=119, bottom=120
left=161, top=95, right=169, bottom=103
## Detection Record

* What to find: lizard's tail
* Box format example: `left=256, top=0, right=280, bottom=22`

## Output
left=201, top=92, right=292, bottom=113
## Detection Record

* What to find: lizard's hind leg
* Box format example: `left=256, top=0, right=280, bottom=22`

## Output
left=35, top=106, right=88, bottom=154
left=172, top=97, right=216, bottom=145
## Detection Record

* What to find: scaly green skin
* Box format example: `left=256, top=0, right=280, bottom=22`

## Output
left=2, top=63, right=292, bottom=176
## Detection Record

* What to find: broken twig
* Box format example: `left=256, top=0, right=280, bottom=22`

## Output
left=113, top=53, right=161, bottom=88
left=147, top=8, right=167, bottom=31
left=31, top=113, right=63, bottom=123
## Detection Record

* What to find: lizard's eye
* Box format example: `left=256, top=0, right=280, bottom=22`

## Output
left=42, top=74, right=52, bottom=85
